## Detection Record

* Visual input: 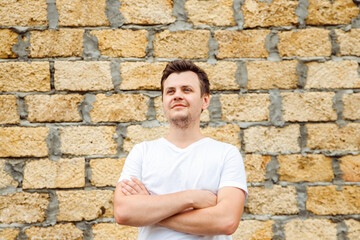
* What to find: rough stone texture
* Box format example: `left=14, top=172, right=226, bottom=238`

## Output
left=278, top=29, right=331, bottom=57
left=25, top=223, right=83, bottom=240
left=23, top=158, right=85, bottom=189
left=92, top=223, right=138, bottom=240
left=185, top=0, right=235, bottom=26
left=306, top=60, right=360, bottom=89
left=278, top=154, right=334, bottom=182
left=0, top=62, right=50, bottom=92
left=59, top=126, right=117, bottom=156
left=244, top=154, right=271, bottom=182
left=242, top=0, right=298, bottom=28
left=25, top=94, right=83, bottom=122
left=232, top=220, right=274, bottom=240
left=339, top=155, right=360, bottom=182
left=244, top=125, right=300, bottom=153
left=306, top=0, right=359, bottom=25
left=215, top=30, right=270, bottom=59
left=0, top=95, right=19, bottom=124
left=220, top=93, right=270, bottom=122
left=247, top=185, right=299, bottom=215
left=0, top=159, right=18, bottom=189
left=345, top=219, right=360, bottom=240
left=90, top=94, right=149, bottom=122
left=90, top=158, right=125, bottom=187
left=335, top=29, right=360, bottom=57
left=30, top=29, right=84, bottom=58
left=54, top=61, right=113, bottom=91
left=306, top=123, right=360, bottom=151
left=0, top=228, right=20, bottom=240
left=57, top=190, right=113, bottom=221
left=343, top=93, right=360, bottom=120
left=0, top=29, right=17, bottom=58
left=120, top=0, right=175, bottom=25
left=0, top=192, right=49, bottom=224
left=57, top=0, right=109, bottom=27
left=201, top=124, right=241, bottom=149
left=306, top=185, right=360, bottom=215
left=0, top=127, right=49, bottom=157
left=91, top=29, right=147, bottom=58
left=247, top=60, right=298, bottom=90
left=284, top=219, right=337, bottom=240
left=281, top=92, right=337, bottom=122
left=0, top=0, right=47, bottom=26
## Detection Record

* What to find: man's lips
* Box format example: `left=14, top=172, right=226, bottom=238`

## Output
left=171, top=103, right=186, bottom=109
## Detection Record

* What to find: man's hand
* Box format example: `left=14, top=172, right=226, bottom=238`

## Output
left=119, top=177, right=149, bottom=196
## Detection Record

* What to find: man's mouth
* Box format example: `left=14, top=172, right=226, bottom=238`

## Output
left=172, top=103, right=186, bottom=109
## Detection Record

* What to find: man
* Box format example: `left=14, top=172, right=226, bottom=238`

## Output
left=114, top=60, right=247, bottom=239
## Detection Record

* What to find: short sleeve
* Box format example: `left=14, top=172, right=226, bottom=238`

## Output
left=118, top=143, right=143, bottom=183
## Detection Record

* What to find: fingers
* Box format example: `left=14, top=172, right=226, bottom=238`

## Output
left=131, top=177, right=149, bottom=194
left=120, top=178, right=149, bottom=196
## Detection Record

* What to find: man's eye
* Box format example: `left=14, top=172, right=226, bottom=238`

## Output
left=184, top=88, right=191, bottom=92
left=167, top=90, right=174, bottom=94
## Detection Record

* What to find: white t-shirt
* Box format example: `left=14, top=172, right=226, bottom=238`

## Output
left=119, top=137, right=248, bottom=240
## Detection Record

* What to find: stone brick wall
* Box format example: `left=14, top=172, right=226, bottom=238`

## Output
left=0, top=0, right=360, bottom=239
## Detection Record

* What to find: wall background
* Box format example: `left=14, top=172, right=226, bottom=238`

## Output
left=0, top=0, right=360, bottom=239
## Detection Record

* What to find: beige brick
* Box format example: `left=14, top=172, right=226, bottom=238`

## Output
left=90, top=158, right=125, bottom=187
left=57, top=190, right=113, bottom=221
left=59, top=126, right=117, bottom=156
left=278, top=154, right=334, bottom=182
left=23, top=158, right=85, bottom=189
left=0, top=192, right=49, bottom=224
left=345, top=219, right=360, bottom=240
left=307, top=185, right=360, bottom=215
left=154, top=30, right=210, bottom=59
left=242, top=0, right=298, bottom=28
left=307, top=0, right=359, bottom=25
left=278, top=29, right=331, bottom=57
left=201, top=124, right=241, bottom=149
left=306, top=60, right=360, bottom=89
left=120, top=0, right=175, bottom=25
left=247, top=185, right=298, bottom=214
left=339, top=155, right=360, bottom=182
left=335, top=29, right=360, bottom=57
left=215, top=30, right=270, bottom=59
left=30, top=29, right=84, bottom=58
left=306, top=123, right=360, bottom=151
left=220, top=93, right=270, bottom=122
left=247, top=60, right=298, bottom=89
left=90, top=94, right=149, bottom=122
left=0, top=127, right=49, bottom=157
left=0, top=62, right=50, bottom=92
left=0, top=0, right=47, bottom=26
left=0, top=95, right=19, bottom=124
left=92, top=223, right=138, bottom=240
left=0, top=29, right=17, bottom=58
left=185, top=0, right=235, bottom=26
left=25, top=223, right=83, bottom=240
left=0, top=228, right=20, bottom=240
left=0, top=159, right=18, bottom=189
left=54, top=61, right=113, bottom=91
left=91, top=29, right=147, bottom=58
left=281, top=92, right=337, bottom=122
left=26, top=94, right=83, bottom=122
left=343, top=93, right=360, bottom=120
left=244, top=154, right=271, bottom=182
left=244, top=125, right=300, bottom=153
left=57, top=0, right=109, bottom=27
left=232, top=220, right=274, bottom=240
left=284, top=219, right=337, bottom=240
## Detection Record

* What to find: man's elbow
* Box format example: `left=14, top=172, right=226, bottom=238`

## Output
left=114, top=205, right=131, bottom=225
left=221, top=218, right=239, bottom=235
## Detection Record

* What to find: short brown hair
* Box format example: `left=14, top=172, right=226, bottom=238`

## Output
left=161, top=60, right=210, bottom=96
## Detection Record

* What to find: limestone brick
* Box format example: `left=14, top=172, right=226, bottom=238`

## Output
left=91, top=29, right=147, bottom=58
left=90, top=94, right=149, bottom=122
left=90, top=158, right=125, bottom=187
left=244, top=154, right=271, bottom=182
left=57, top=190, right=113, bottom=221
left=59, top=126, right=117, bottom=156
left=0, top=95, right=19, bottom=124
left=0, top=62, right=50, bottom=92
left=23, top=158, right=85, bottom=189
left=345, top=219, right=360, bottom=240
left=242, top=0, right=298, bottom=28
left=0, top=29, right=17, bottom=58
left=339, top=155, right=360, bottom=182
left=284, top=219, right=337, bottom=240
left=0, top=192, right=49, bottom=224
left=54, top=61, right=113, bottom=91
left=0, top=228, right=20, bottom=240
left=25, top=223, right=83, bottom=240
left=306, top=123, right=360, bottom=151
left=0, top=127, right=49, bottom=157
left=0, top=159, right=18, bottom=189
left=232, top=220, right=274, bottom=240
left=30, top=29, right=84, bottom=58
left=215, top=30, right=270, bottom=59
left=343, top=93, right=360, bottom=120
left=92, top=223, right=138, bottom=240
left=247, top=185, right=298, bottom=214
left=335, top=29, right=360, bottom=57
left=25, top=94, right=83, bottom=122
left=278, top=154, right=334, bottom=182
left=220, top=93, right=270, bottom=122
left=306, top=185, right=360, bottom=215
left=201, top=124, right=241, bottom=149
left=278, top=29, right=331, bottom=57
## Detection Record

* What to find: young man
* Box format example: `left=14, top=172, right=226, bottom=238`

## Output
left=114, top=60, right=247, bottom=239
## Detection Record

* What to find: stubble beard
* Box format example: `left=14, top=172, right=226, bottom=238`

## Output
left=169, top=114, right=191, bottom=129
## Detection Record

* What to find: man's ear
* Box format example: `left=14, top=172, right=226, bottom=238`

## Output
left=202, top=94, right=210, bottom=111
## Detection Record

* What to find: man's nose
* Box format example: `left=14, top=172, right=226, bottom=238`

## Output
left=173, top=90, right=184, bottom=100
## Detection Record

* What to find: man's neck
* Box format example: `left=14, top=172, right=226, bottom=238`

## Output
left=165, top=122, right=205, bottom=149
